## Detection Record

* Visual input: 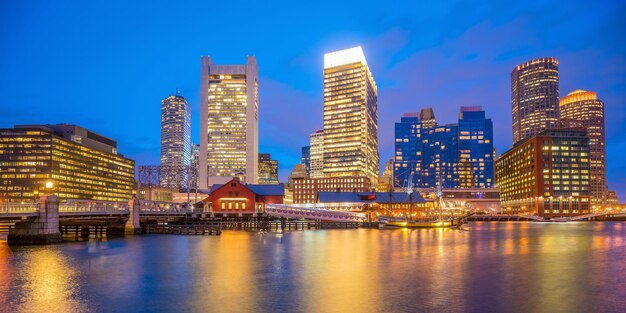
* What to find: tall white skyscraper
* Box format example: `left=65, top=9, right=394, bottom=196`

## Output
left=322, top=46, right=379, bottom=186
left=199, top=55, right=259, bottom=189
left=309, top=130, right=324, bottom=178
left=159, top=91, right=191, bottom=189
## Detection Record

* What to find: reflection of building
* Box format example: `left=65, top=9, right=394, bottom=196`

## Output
left=199, top=55, right=258, bottom=188
left=301, top=145, right=310, bottom=175
left=511, top=57, right=560, bottom=144
left=560, top=90, right=607, bottom=204
left=204, top=178, right=284, bottom=217
left=309, top=130, right=324, bottom=178
left=322, top=47, right=379, bottom=186
left=495, top=129, right=591, bottom=217
left=393, top=107, right=494, bottom=189
left=293, top=176, right=371, bottom=204
left=0, top=124, right=134, bottom=203
left=159, top=91, right=191, bottom=189
left=258, top=153, right=279, bottom=184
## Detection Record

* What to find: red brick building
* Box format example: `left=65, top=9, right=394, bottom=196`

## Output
left=293, top=176, right=371, bottom=204
left=203, top=178, right=284, bottom=216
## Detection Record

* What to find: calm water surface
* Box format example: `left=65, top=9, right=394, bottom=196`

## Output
left=1, top=222, right=626, bottom=313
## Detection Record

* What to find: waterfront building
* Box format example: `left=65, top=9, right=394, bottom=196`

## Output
left=511, top=57, right=560, bottom=144
left=377, top=158, right=394, bottom=192
left=559, top=90, right=607, bottom=204
left=199, top=55, right=259, bottom=188
left=287, top=163, right=308, bottom=192
left=393, top=107, right=494, bottom=189
left=0, top=124, right=134, bottom=203
left=138, top=186, right=174, bottom=202
left=309, top=130, right=324, bottom=178
left=204, top=177, right=284, bottom=217
left=159, top=91, right=191, bottom=189
left=258, top=153, right=279, bottom=184
left=322, top=47, right=379, bottom=186
left=301, top=145, right=310, bottom=175
left=292, top=176, right=371, bottom=204
left=417, top=188, right=501, bottom=212
left=495, top=129, right=591, bottom=217
left=191, top=143, right=200, bottom=189
left=458, top=106, right=494, bottom=188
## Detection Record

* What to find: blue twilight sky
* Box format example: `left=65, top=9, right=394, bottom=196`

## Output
left=1, top=1, right=625, bottom=198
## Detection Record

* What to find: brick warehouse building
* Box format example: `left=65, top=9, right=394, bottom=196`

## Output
left=203, top=177, right=284, bottom=217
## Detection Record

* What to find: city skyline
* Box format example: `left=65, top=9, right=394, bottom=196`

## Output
left=1, top=1, right=625, bottom=198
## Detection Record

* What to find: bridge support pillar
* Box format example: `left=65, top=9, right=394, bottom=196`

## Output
left=125, top=197, right=141, bottom=235
left=8, top=195, right=63, bottom=245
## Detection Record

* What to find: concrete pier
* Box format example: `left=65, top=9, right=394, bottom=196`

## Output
left=8, top=195, right=63, bottom=245
left=125, top=197, right=141, bottom=235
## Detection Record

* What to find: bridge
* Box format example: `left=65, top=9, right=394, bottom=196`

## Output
left=265, top=204, right=367, bottom=222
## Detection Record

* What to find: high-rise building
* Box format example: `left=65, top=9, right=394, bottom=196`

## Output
left=495, top=129, right=591, bottom=217
left=458, top=106, right=494, bottom=188
left=309, top=130, right=324, bottom=178
left=559, top=90, right=607, bottom=205
left=322, top=47, right=379, bottom=186
left=393, top=107, right=495, bottom=189
left=301, top=145, right=310, bottom=175
left=258, top=153, right=279, bottom=184
left=191, top=143, right=200, bottom=189
left=0, top=124, right=135, bottom=203
left=159, top=91, right=191, bottom=189
left=199, top=56, right=258, bottom=188
left=511, top=57, right=560, bottom=144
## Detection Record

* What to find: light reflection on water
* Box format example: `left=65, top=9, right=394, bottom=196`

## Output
left=1, top=222, right=626, bottom=313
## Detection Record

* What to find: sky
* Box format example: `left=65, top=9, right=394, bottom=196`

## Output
left=1, top=0, right=625, bottom=199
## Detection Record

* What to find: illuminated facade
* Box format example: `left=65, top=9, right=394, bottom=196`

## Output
left=511, top=57, right=560, bottom=144
left=560, top=90, right=607, bottom=204
left=301, top=145, right=310, bottom=175
left=393, top=107, right=494, bottom=189
left=495, top=129, right=591, bottom=217
left=258, top=153, right=279, bottom=184
left=159, top=91, right=191, bottom=189
left=322, top=47, right=379, bottom=186
left=293, top=176, right=371, bottom=204
left=191, top=143, right=200, bottom=189
left=199, top=56, right=258, bottom=189
left=309, top=130, right=324, bottom=178
left=0, top=125, right=134, bottom=203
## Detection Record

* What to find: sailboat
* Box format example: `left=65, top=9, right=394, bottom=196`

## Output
left=385, top=171, right=457, bottom=228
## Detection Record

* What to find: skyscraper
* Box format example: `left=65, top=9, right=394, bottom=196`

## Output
left=458, top=106, right=494, bottom=188
left=511, top=57, right=560, bottom=144
left=560, top=90, right=607, bottom=204
left=393, top=107, right=495, bottom=189
left=322, top=46, right=379, bottom=186
left=258, top=153, right=279, bottom=184
left=301, top=145, right=310, bottom=175
left=191, top=143, right=200, bottom=189
left=160, top=91, right=191, bottom=189
left=309, top=130, right=324, bottom=178
left=199, top=56, right=259, bottom=188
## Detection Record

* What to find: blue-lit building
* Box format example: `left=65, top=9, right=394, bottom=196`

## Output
left=301, top=145, right=310, bottom=175
left=393, top=107, right=494, bottom=189
left=458, top=107, right=494, bottom=188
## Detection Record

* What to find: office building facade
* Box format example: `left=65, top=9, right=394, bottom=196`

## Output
left=0, top=125, right=135, bottom=203
left=292, top=176, right=371, bottom=204
left=495, top=129, right=591, bottom=217
left=301, top=145, right=310, bottom=175
left=309, top=130, right=324, bottom=178
left=159, top=91, right=191, bottom=189
left=258, top=153, right=279, bottom=184
left=511, top=57, right=560, bottom=144
left=322, top=47, right=379, bottom=186
left=199, top=55, right=258, bottom=188
left=560, top=90, right=607, bottom=204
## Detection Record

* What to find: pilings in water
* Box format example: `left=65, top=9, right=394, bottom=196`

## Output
left=7, top=195, right=63, bottom=245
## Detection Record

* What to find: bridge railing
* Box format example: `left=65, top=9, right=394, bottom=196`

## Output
left=265, top=204, right=367, bottom=222
left=60, top=200, right=129, bottom=214
left=0, top=203, right=39, bottom=214
left=138, top=200, right=191, bottom=214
